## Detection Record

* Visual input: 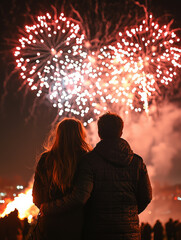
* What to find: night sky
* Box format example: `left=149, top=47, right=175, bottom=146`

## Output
left=0, top=0, right=181, bottom=188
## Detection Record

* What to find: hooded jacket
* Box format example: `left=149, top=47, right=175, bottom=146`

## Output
left=42, top=138, right=152, bottom=240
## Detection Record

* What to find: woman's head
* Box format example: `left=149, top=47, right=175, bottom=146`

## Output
left=45, top=118, right=91, bottom=194
left=52, top=118, right=88, bottom=153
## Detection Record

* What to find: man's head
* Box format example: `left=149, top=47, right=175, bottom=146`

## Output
left=98, top=112, right=124, bottom=140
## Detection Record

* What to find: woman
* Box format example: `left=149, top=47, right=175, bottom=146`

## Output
left=32, top=118, right=91, bottom=240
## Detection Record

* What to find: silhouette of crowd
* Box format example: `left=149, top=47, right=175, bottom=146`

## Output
left=0, top=209, right=34, bottom=240
left=141, top=218, right=181, bottom=240
left=0, top=209, right=181, bottom=240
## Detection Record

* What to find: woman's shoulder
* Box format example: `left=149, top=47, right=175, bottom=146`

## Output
left=36, top=151, right=49, bottom=168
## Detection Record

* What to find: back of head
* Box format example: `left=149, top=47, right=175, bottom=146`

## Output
left=98, top=112, right=124, bottom=140
left=54, top=118, right=87, bottom=152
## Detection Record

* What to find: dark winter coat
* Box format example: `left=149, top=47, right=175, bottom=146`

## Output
left=42, top=138, right=152, bottom=240
left=32, top=152, right=85, bottom=240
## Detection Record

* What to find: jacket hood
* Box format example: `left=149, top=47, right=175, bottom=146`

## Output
left=94, top=138, right=134, bottom=167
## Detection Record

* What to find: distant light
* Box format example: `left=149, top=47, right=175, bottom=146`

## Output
left=0, top=192, right=6, bottom=197
left=0, top=200, right=5, bottom=204
left=16, top=185, right=24, bottom=190
left=178, top=197, right=181, bottom=201
left=28, top=215, right=33, bottom=223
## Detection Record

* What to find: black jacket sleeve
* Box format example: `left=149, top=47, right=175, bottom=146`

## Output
left=41, top=158, right=93, bottom=215
left=137, top=159, right=152, bottom=214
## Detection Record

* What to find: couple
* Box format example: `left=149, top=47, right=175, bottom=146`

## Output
left=32, top=112, right=152, bottom=240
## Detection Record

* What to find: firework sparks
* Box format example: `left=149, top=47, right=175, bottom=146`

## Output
left=14, top=8, right=181, bottom=122
left=14, top=12, right=107, bottom=125
left=106, top=14, right=181, bottom=113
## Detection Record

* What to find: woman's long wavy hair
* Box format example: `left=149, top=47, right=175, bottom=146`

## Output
left=44, top=118, right=91, bottom=194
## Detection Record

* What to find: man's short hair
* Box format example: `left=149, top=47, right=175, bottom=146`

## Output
left=98, top=112, right=124, bottom=139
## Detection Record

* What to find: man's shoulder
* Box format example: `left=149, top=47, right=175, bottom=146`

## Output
left=79, top=149, right=97, bottom=166
left=132, top=153, right=144, bottom=167
left=132, top=154, right=149, bottom=174
left=133, top=153, right=143, bottom=161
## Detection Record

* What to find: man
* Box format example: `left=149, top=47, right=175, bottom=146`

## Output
left=42, top=112, right=152, bottom=240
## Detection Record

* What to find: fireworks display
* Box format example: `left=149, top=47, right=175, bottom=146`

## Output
left=14, top=12, right=109, bottom=125
left=108, top=15, right=181, bottom=112
left=14, top=8, right=181, bottom=124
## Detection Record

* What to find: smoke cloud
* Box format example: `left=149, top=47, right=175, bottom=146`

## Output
left=123, top=103, right=181, bottom=184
